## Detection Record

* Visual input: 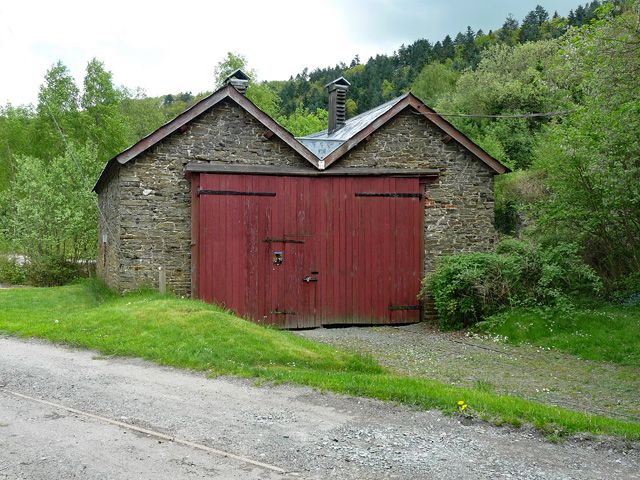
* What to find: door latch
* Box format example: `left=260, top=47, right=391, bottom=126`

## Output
left=303, top=275, right=318, bottom=283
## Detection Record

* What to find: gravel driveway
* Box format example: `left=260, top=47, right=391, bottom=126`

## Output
left=297, top=323, right=640, bottom=422
left=0, top=336, right=638, bottom=479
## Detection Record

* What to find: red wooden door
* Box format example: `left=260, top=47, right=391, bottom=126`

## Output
left=267, top=177, right=318, bottom=328
left=195, top=173, right=423, bottom=327
left=314, top=177, right=423, bottom=325
left=196, top=175, right=318, bottom=327
left=196, top=174, right=275, bottom=321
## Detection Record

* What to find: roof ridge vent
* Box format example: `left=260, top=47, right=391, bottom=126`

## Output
left=326, top=77, right=350, bottom=134
left=223, top=69, right=250, bottom=95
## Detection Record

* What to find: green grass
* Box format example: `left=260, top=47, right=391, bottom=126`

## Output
left=1, top=280, right=639, bottom=441
left=478, top=305, right=640, bottom=367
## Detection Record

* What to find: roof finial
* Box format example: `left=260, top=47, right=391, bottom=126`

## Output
left=223, top=69, right=250, bottom=95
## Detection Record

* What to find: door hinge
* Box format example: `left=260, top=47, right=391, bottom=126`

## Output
left=264, top=238, right=305, bottom=244
left=355, top=192, right=422, bottom=198
left=198, top=189, right=276, bottom=197
left=389, top=305, right=421, bottom=311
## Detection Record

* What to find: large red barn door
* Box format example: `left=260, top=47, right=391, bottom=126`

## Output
left=194, top=173, right=423, bottom=327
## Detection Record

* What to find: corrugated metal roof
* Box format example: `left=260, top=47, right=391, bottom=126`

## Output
left=297, top=93, right=409, bottom=159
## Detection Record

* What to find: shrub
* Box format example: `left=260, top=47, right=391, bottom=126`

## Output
left=0, top=256, right=26, bottom=285
left=610, top=272, right=640, bottom=306
left=424, top=253, right=519, bottom=329
left=536, top=243, right=603, bottom=302
left=422, top=239, right=602, bottom=329
left=24, top=255, right=82, bottom=287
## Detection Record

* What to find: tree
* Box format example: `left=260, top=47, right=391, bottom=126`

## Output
left=531, top=4, right=640, bottom=281
left=211, top=52, right=281, bottom=117
left=435, top=39, right=562, bottom=169
left=545, top=12, right=568, bottom=38
left=120, top=87, right=165, bottom=144
left=498, top=14, right=519, bottom=45
left=411, top=61, right=459, bottom=106
left=345, top=98, right=358, bottom=117
left=246, top=82, right=280, bottom=118
left=0, top=144, right=100, bottom=261
left=277, top=107, right=328, bottom=136
left=382, top=79, right=396, bottom=101
left=80, top=58, right=129, bottom=161
left=163, top=94, right=175, bottom=106
left=160, top=91, right=203, bottom=120
left=453, top=26, right=481, bottom=68
left=0, top=104, right=37, bottom=189
left=82, top=58, right=120, bottom=109
left=520, top=5, right=550, bottom=42
left=441, top=35, right=455, bottom=60
left=34, top=61, right=81, bottom=159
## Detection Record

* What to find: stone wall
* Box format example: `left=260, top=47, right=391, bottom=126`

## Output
left=334, top=107, right=497, bottom=274
left=110, top=98, right=311, bottom=295
left=96, top=166, right=121, bottom=289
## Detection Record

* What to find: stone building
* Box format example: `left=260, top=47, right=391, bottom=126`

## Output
left=93, top=71, right=507, bottom=328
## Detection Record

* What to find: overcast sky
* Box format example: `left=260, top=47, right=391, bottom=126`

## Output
left=1, top=0, right=580, bottom=106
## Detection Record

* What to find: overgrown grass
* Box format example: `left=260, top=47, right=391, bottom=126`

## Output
left=478, top=305, right=640, bottom=367
left=1, top=280, right=639, bottom=441
left=0, top=281, right=378, bottom=375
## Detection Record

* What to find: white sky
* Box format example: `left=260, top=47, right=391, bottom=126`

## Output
left=0, top=0, right=579, bottom=106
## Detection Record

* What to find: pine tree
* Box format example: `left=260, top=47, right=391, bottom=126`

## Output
left=498, top=14, right=519, bottom=45
left=520, top=5, right=549, bottom=42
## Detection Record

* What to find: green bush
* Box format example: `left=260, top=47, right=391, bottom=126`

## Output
left=0, top=256, right=26, bottom=285
left=610, top=272, right=640, bottom=306
left=24, top=255, right=83, bottom=287
left=421, top=239, right=602, bottom=329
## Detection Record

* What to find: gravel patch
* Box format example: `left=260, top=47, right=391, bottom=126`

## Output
left=297, top=323, right=640, bottom=422
left=1, top=336, right=638, bottom=479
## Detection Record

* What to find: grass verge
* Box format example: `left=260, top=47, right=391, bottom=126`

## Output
left=1, top=280, right=639, bottom=441
left=477, top=305, right=640, bottom=366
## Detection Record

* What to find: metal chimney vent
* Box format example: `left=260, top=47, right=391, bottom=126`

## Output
left=223, top=69, right=250, bottom=95
left=326, top=77, right=350, bottom=134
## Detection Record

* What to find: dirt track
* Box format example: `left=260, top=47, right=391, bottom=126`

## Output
left=0, top=336, right=638, bottom=479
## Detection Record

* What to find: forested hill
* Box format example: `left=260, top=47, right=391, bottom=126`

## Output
left=0, top=0, right=612, bottom=176
left=0, top=0, right=610, bottom=180
left=272, top=1, right=604, bottom=116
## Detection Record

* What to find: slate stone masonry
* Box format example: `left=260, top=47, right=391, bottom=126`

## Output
left=96, top=167, right=120, bottom=288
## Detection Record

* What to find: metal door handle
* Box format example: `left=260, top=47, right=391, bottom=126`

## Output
left=303, top=275, right=318, bottom=283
